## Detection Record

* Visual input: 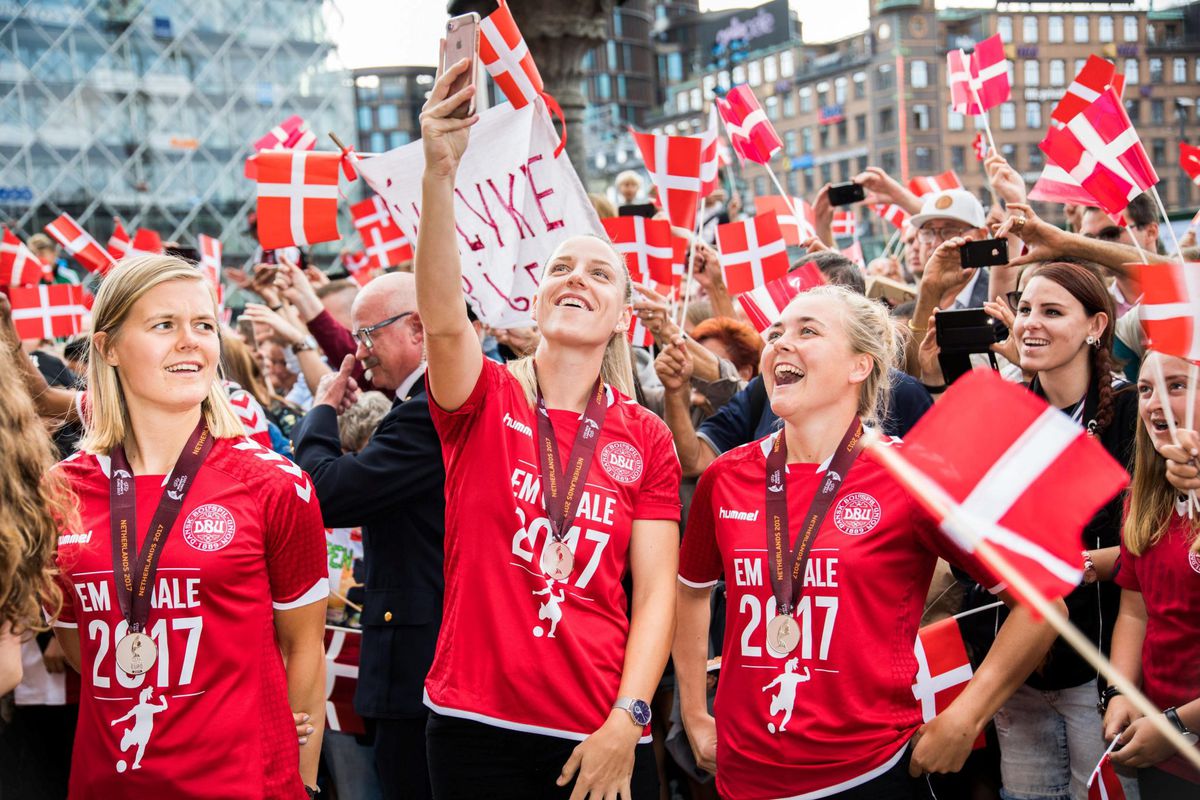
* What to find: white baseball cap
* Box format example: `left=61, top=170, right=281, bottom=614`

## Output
left=908, top=189, right=987, bottom=230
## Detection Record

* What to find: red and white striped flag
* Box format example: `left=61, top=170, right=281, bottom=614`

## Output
left=632, top=130, right=703, bottom=232
left=8, top=284, right=89, bottom=339
left=1052, top=56, right=1123, bottom=128
left=255, top=151, right=341, bottom=249
left=1027, top=163, right=1096, bottom=207
left=1040, top=89, right=1157, bottom=218
left=909, top=171, right=963, bottom=198
left=107, top=218, right=131, bottom=260
left=716, top=84, right=782, bottom=165
left=880, top=370, right=1129, bottom=608
left=737, top=262, right=825, bottom=333
left=699, top=104, right=721, bottom=197
left=832, top=210, right=857, bottom=239
left=1137, top=261, right=1200, bottom=362
left=912, top=617, right=986, bottom=750
left=480, top=0, right=544, bottom=109
left=197, top=235, right=222, bottom=306
left=670, top=235, right=690, bottom=283
left=717, top=212, right=790, bottom=295
left=627, top=315, right=654, bottom=348
left=361, top=222, right=413, bottom=269
left=1, top=228, right=41, bottom=286
left=754, top=195, right=816, bottom=246
left=874, top=203, right=911, bottom=230
left=323, top=627, right=366, bottom=735
left=44, top=213, right=115, bottom=275
left=130, top=228, right=164, bottom=256
left=947, top=34, right=1010, bottom=115
left=973, top=132, right=990, bottom=161
left=1087, top=741, right=1126, bottom=800
left=602, top=216, right=674, bottom=285
left=351, top=195, right=395, bottom=232
left=1180, top=141, right=1200, bottom=186
left=254, top=115, right=316, bottom=152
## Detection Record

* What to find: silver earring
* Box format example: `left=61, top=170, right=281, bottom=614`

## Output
left=1086, top=335, right=1097, bottom=346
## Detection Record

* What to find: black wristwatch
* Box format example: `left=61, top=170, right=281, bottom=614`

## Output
left=1165, top=707, right=1199, bottom=745
left=305, top=785, right=320, bottom=799
left=1098, top=684, right=1121, bottom=715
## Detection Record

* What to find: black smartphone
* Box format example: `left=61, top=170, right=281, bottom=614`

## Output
left=262, top=248, right=278, bottom=265
left=935, top=307, right=1008, bottom=385
left=959, top=238, right=1009, bottom=269
left=828, top=182, right=865, bottom=207
left=618, top=203, right=658, bottom=219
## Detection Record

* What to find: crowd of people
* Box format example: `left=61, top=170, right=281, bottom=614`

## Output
left=1, top=51, right=1199, bottom=800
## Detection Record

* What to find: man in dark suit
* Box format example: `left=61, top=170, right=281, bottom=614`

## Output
left=293, top=272, right=443, bottom=800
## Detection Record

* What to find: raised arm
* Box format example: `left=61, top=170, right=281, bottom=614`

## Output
left=415, top=57, right=483, bottom=412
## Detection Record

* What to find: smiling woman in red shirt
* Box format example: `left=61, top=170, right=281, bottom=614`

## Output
left=415, top=59, right=681, bottom=799
left=674, top=284, right=1060, bottom=800
left=51, top=255, right=329, bottom=800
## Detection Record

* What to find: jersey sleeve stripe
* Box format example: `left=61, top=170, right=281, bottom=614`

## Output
left=272, top=577, right=329, bottom=610
left=51, top=620, right=78, bottom=629
left=677, top=575, right=719, bottom=589
left=695, top=430, right=724, bottom=456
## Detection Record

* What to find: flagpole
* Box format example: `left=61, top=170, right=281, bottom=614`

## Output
left=882, top=228, right=902, bottom=258
left=950, top=600, right=1004, bottom=622
left=679, top=195, right=704, bottom=328
left=765, top=166, right=799, bottom=232
left=863, top=429, right=1200, bottom=773
left=1148, top=185, right=1186, bottom=262
left=967, top=83, right=999, bottom=161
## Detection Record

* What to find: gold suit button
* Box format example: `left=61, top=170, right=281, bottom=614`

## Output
left=384, top=611, right=393, bottom=622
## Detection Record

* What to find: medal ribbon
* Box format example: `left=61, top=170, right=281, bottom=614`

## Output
left=765, top=417, right=864, bottom=617
left=109, top=420, right=214, bottom=634
left=535, top=373, right=608, bottom=544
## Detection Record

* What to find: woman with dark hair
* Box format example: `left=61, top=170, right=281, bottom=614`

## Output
left=1103, top=350, right=1200, bottom=798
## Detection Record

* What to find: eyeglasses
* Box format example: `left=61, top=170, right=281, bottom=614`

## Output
left=1084, top=226, right=1127, bottom=243
left=353, top=312, right=412, bottom=350
left=917, top=226, right=972, bottom=244
left=1004, top=290, right=1022, bottom=313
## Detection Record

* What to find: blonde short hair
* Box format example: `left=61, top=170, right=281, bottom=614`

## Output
left=803, top=285, right=896, bottom=426
left=615, top=170, right=642, bottom=189
left=80, top=255, right=244, bottom=454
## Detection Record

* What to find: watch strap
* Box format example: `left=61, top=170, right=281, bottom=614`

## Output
left=612, top=696, right=649, bottom=724
left=1165, top=706, right=1196, bottom=738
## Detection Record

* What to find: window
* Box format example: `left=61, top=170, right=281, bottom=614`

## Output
left=911, top=60, right=928, bottom=88
left=1174, top=58, right=1187, bottom=83
left=754, top=177, right=767, bottom=198
left=881, top=150, right=897, bottom=175
left=1000, top=102, right=1016, bottom=130
left=1024, top=60, right=1039, bottom=86
left=1152, top=138, right=1166, bottom=164
left=675, top=92, right=688, bottom=114
left=878, top=107, right=895, bottom=133
left=1001, top=143, right=1018, bottom=168
left=820, top=163, right=833, bottom=185
left=816, top=81, right=830, bottom=107
left=876, top=63, right=894, bottom=91
left=733, top=65, right=746, bottom=84
left=853, top=71, right=866, bottom=99
left=388, top=131, right=409, bottom=149
left=951, top=145, right=966, bottom=173
left=783, top=92, right=795, bottom=117
left=855, top=114, right=867, bottom=140
left=1151, top=98, right=1165, bottom=125
left=1048, top=16, right=1064, bottom=43
left=719, top=70, right=730, bottom=87
left=1149, top=58, right=1163, bottom=83
left=370, top=131, right=386, bottom=153
left=913, top=104, right=931, bottom=130
left=1025, top=102, right=1041, bottom=128
left=748, top=60, right=762, bottom=86
left=785, top=130, right=798, bottom=156
left=1195, top=58, right=1200, bottom=83
left=689, top=87, right=701, bottom=110
left=1028, top=143, right=1044, bottom=170
left=377, top=104, right=399, bottom=128
left=1075, top=59, right=1087, bottom=77
left=1074, top=16, right=1089, bottom=43
left=804, top=169, right=815, bottom=193
left=835, top=76, right=847, bottom=104
left=947, top=106, right=965, bottom=131
left=839, top=160, right=851, bottom=182
left=597, top=74, right=611, bottom=99
left=1123, top=16, right=1138, bottom=42
left=1125, top=99, right=1140, bottom=123
left=356, top=105, right=372, bottom=130
left=799, top=86, right=813, bottom=113
left=765, top=96, right=779, bottom=120
left=1049, top=60, right=1065, bottom=86
left=1099, top=16, right=1113, bottom=43
left=1023, top=17, right=1038, bottom=43
left=819, top=126, right=829, bottom=149
left=703, top=74, right=716, bottom=94
left=801, top=127, right=813, bottom=152
left=998, top=17, right=1013, bottom=44
left=915, top=147, right=934, bottom=173
left=1125, top=58, right=1139, bottom=84
left=763, top=56, right=777, bottom=83
left=780, top=50, right=795, bottom=78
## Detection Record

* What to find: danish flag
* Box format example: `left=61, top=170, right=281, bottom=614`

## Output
left=8, top=284, right=89, bottom=339
left=324, top=626, right=366, bottom=735
left=737, top=262, right=825, bottom=333
left=44, top=213, right=115, bottom=275
left=1052, top=56, right=1124, bottom=128
left=1137, top=261, right=1200, bottom=362
left=1, top=228, right=40, bottom=286
left=973, top=132, right=990, bottom=161
left=699, top=104, right=721, bottom=197
left=670, top=235, right=690, bottom=282
left=873, top=203, right=911, bottom=230
left=1027, top=163, right=1096, bottom=207
left=254, top=115, right=317, bottom=153
left=602, top=216, right=674, bottom=285
left=947, top=34, right=1010, bottom=115
left=1181, top=141, right=1200, bottom=186
left=1040, top=89, right=1157, bottom=218
left=198, top=235, right=222, bottom=298
left=627, top=315, right=655, bottom=348
left=480, top=0, right=543, bottom=109
left=351, top=195, right=395, bottom=232
left=832, top=210, right=857, bottom=239
left=754, top=196, right=816, bottom=246
left=130, top=228, right=164, bottom=256
left=717, top=213, right=790, bottom=295
left=361, top=222, right=413, bottom=270
left=880, top=370, right=1129, bottom=608
left=107, top=219, right=131, bottom=260
left=255, top=151, right=341, bottom=249
left=911, top=618, right=986, bottom=750
left=1086, top=742, right=1126, bottom=800
left=715, top=84, right=782, bottom=165
left=632, top=130, right=703, bottom=231
left=908, top=171, right=963, bottom=198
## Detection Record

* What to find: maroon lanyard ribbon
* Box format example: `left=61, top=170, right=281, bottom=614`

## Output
left=535, top=374, right=608, bottom=544
left=109, top=421, right=214, bottom=634
left=764, top=417, right=864, bottom=616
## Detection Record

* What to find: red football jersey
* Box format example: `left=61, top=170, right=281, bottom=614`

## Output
left=54, top=437, right=329, bottom=799
left=426, top=359, right=681, bottom=741
left=679, top=434, right=999, bottom=800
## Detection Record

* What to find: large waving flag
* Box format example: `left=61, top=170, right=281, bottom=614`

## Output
left=1052, top=56, right=1124, bottom=128
left=754, top=195, right=816, bottom=246
left=737, top=262, right=825, bottom=333
left=601, top=216, right=674, bottom=285
left=9, top=284, right=89, bottom=339
left=1137, top=261, right=1200, bottom=362
left=254, top=151, right=341, bottom=249
left=631, top=130, right=703, bottom=232
left=1, top=228, right=41, bottom=286
left=44, top=213, right=115, bottom=275
left=947, top=34, right=1010, bottom=115
left=716, top=84, right=782, bottom=165
left=480, top=0, right=544, bottom=110
left=717, top=212, right=790, bottom=295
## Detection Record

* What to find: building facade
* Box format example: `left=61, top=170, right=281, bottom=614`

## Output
left=0, top=0, right=353, bottom=262
left=352, top=65, right=434, bottom=156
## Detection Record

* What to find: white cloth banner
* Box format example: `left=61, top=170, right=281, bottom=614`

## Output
left=359, top=100, right=602, bottom=327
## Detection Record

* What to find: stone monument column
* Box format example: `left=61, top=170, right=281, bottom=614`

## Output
left=447, top=0, right=616, bottom=182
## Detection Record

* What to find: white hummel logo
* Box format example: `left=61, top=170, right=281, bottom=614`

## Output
left=719, top=508, right=760, bottom=522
